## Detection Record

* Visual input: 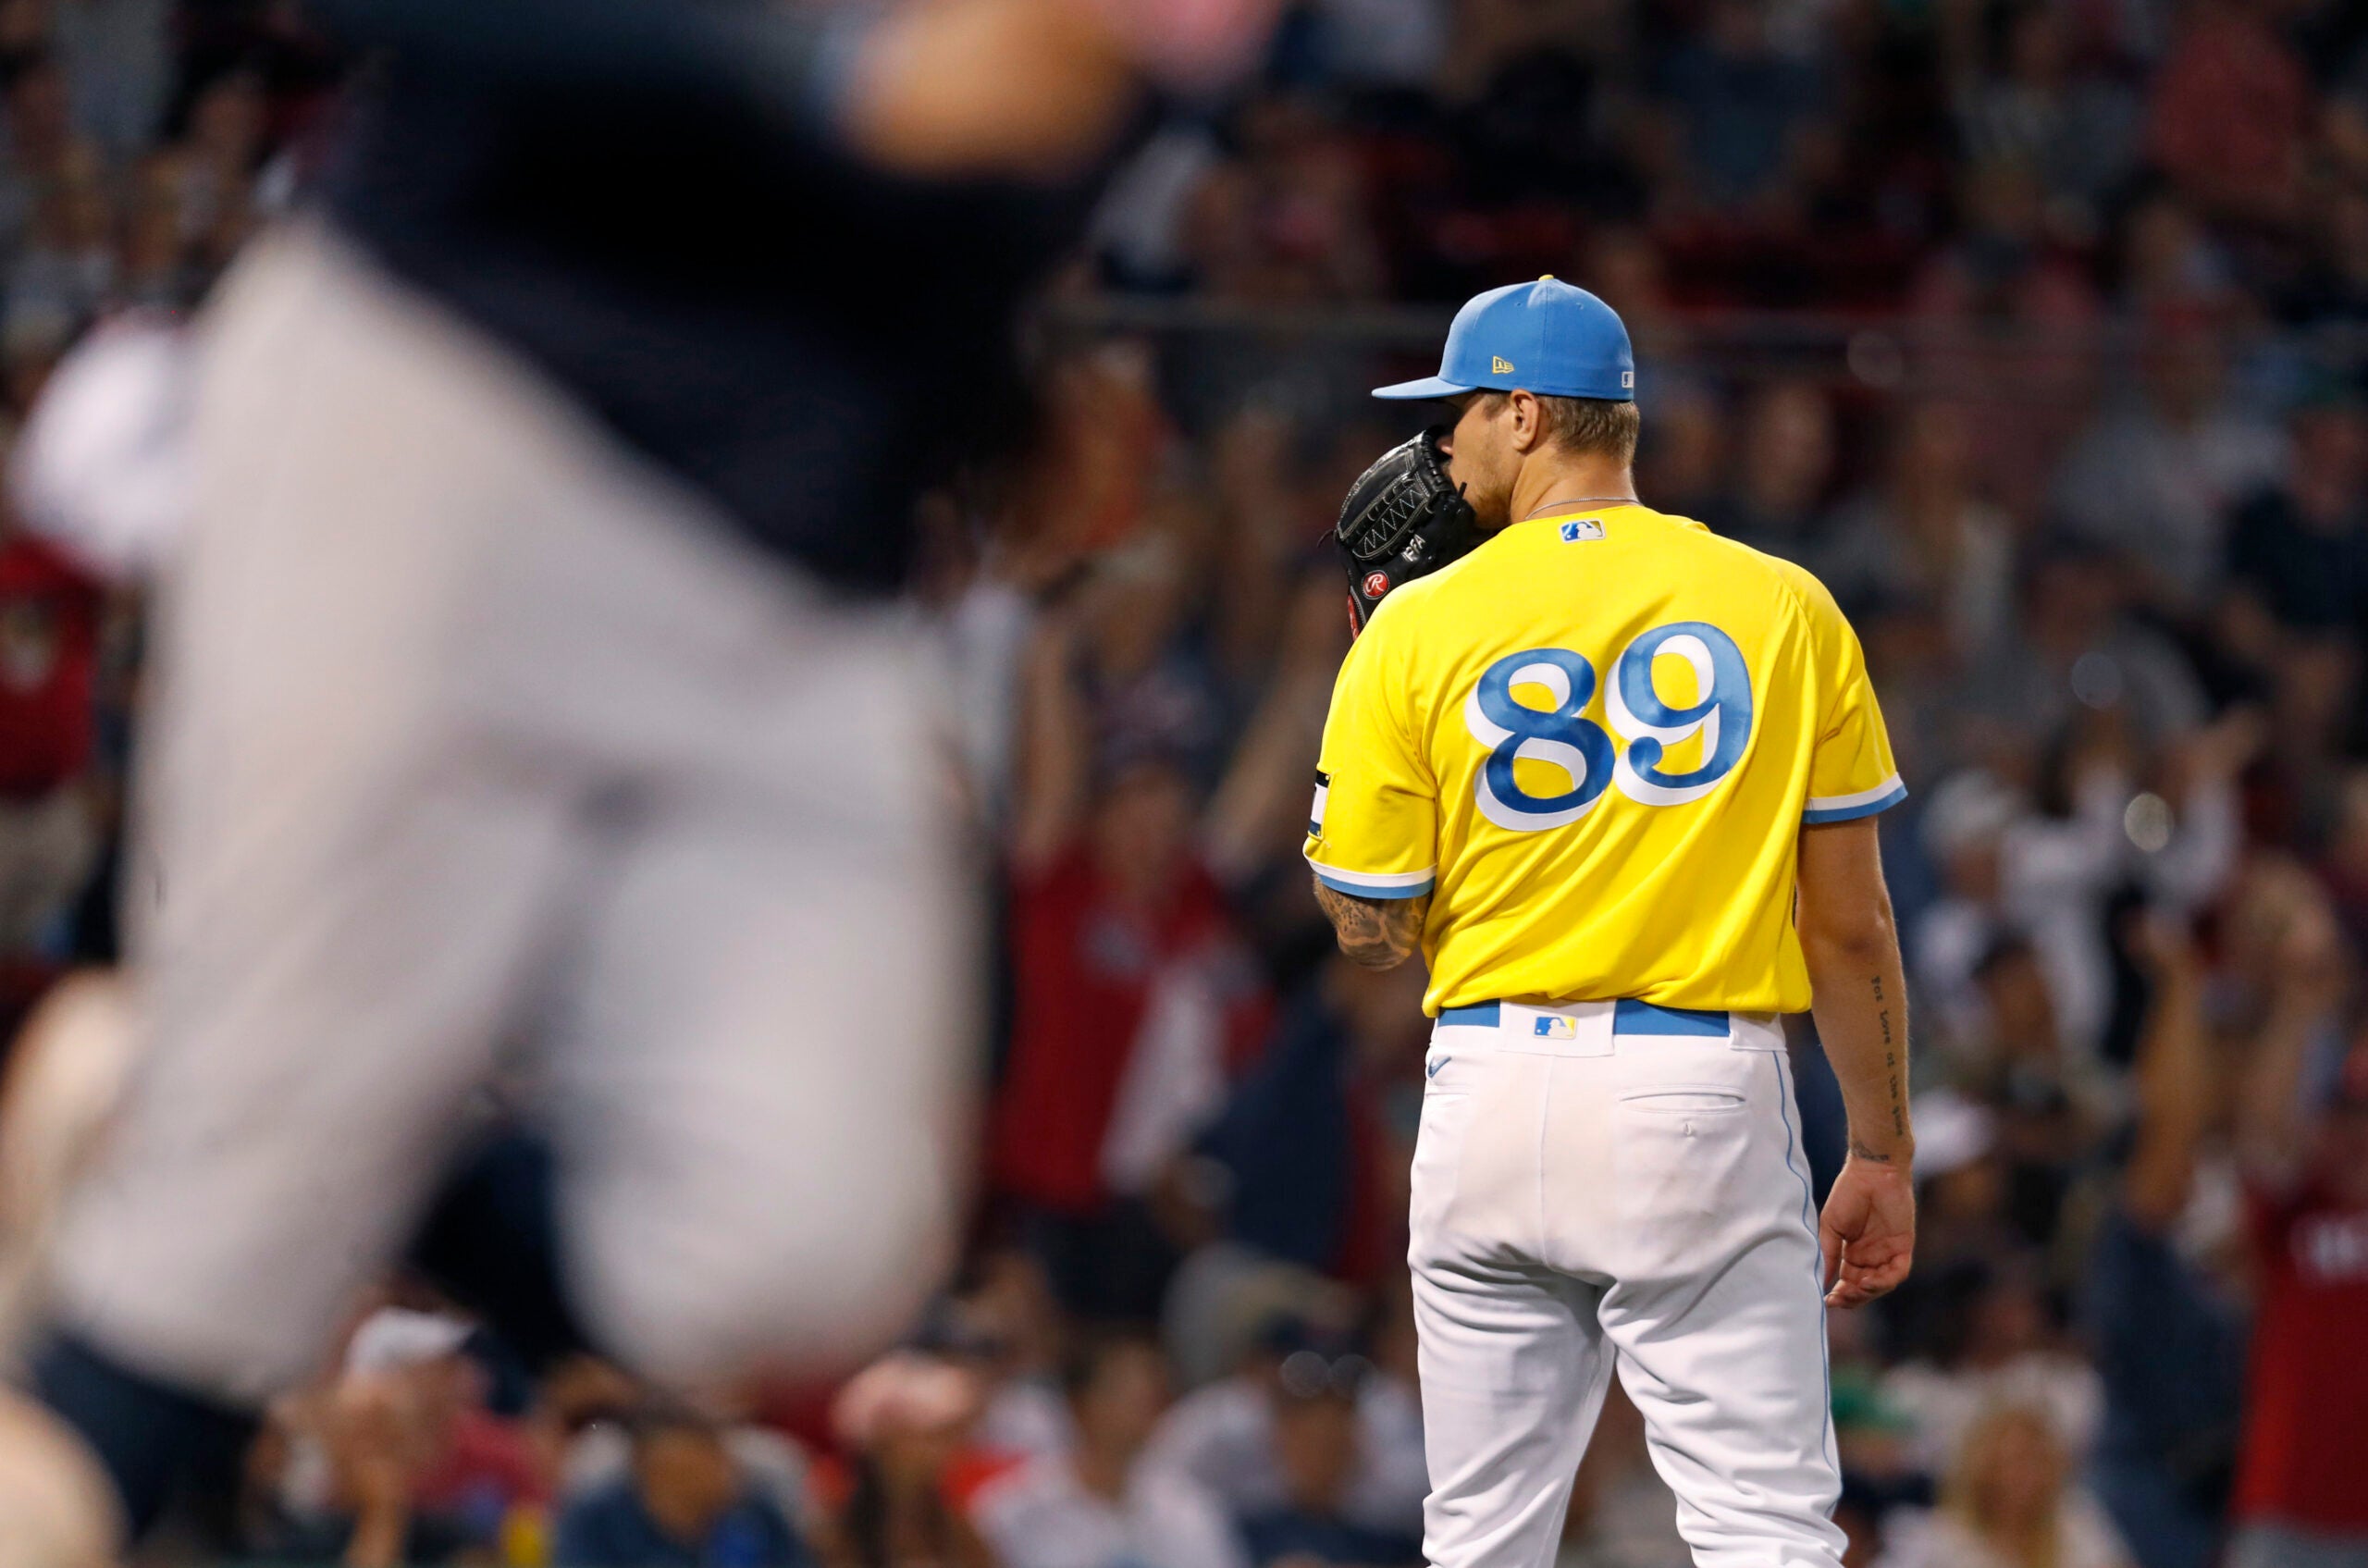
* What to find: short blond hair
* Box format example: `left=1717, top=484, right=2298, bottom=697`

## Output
left=1475, top=392, right=1641, bottom=463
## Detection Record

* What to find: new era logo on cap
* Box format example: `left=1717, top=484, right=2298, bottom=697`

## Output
left=1491, top=356, right=1513, bottom=374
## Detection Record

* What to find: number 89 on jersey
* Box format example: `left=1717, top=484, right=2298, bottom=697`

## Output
left=1463, top=621, right=1755, bottom=832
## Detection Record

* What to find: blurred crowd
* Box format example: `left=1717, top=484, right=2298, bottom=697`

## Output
left=0, top=0, right=2362, bottom=1566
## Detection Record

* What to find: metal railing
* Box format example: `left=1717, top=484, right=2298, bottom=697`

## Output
left=1036, top=293, right=2368, bottom=405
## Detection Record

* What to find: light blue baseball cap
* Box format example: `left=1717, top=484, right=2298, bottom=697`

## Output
left=1374, top=277, right=1635, bottom=402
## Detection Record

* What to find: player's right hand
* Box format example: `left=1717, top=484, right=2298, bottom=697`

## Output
left=1819, top=1154, right=1915, bottom=1309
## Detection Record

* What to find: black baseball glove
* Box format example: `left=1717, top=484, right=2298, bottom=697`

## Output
left=1333, top=425, right=1484, bottom=634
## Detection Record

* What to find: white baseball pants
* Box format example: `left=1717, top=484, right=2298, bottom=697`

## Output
left=44, top=223, right=978, bottom=1403
left=1410, top=1001, right=1844, bottom=1568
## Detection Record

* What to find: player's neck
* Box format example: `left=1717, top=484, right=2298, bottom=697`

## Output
left=1504, top=454, right=1637, bottom=529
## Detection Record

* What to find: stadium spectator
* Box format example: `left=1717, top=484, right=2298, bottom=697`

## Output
left=1907, top=159, right=2102, bottom=338
left=2225, top=873, right=2368, bottom=1568
left=162, top=66, right=266, bottom=267
left=0, top=54, right=91, bottom=262
left=2052, top=324, right=2288, bottom=614
left=560, top=1377, right=810, bottom=1541
left=969, top=1331, right=1245, bottom=1568
left=1855, top=584, right=1960, bottom=804
left=2284, top=189, right=2368, bottom=325
left=115, top=153, right=195, bottom=310
left=1883, top=1403, right=2133, bottom=1568
left=1960, top=937, right=2111, bottom=1247
left=1819, top=399, right=2016, bottom=659
left=1632, top=377, right=1723, bottom=525
left=1881, top=1256, right=2103, bottom=1479
left=6, top=145, right=116, bottom=346
left=1951, top=4, right=2141, bottom=233
left=1578, top=226, right=1686, bottom=365
left=1898, top=1092, right=2021, bottom=1298
left=1142, top=1317, right=1425, bottom=1542
left=2145, top=0, right=2313, bottom=224
left=818, top=1352, right=995, bottom=1568
left=995, top=605, right=1274, bottom=1319
left=1956, top=544, right=2207, bottom=779
left=1186, top=956, right=1426, bottom=1285
left=2082, top=917, right=2246, bottom=1568
left=2222, top=385, right=2368, bottom=652
left=553, top=1404, right=813, bottom=1568
left=2118, top=195, right=2239, bottom=321
left=1231, top=1352, right=1421, bottom=1568
left=1715, top=378, right=1834, bottom=562
left=939, top=1250, right=1075, bottom=1465
left=1910, top=707, right=2243, bottom=1079
left=257, top=1309, right=548, bottom=1566
left=1652, top=0, right=1824, bottom=210
left=1913, top=771, right=2028, bottom=1063
left=1827, top=1303, right=1922, bottom=1506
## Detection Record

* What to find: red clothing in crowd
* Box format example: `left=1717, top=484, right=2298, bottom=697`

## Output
left=2233, top=1180, right=2368, bottom=1532
left=0, top=536, right=99, bottom=799
left=412, top=1405, right=550, bottom=1519
left=991, top=845, right=1268, bottom=1215
left=2145, top=3, right=2312, bottom=213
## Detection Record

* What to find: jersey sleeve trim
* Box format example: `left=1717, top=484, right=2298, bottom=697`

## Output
left=1303, top=852, right=1436, bottom=900
left=1803, top=775, right=1908, bottom=824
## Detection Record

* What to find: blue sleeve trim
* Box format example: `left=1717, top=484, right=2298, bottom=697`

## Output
left=1802, top=781, right=1908, bottom=824
left=1309, top=866, right=1436, bottom=901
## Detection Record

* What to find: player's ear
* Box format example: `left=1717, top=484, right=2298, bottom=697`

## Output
left=1506, top=389, right=1543, bottom=454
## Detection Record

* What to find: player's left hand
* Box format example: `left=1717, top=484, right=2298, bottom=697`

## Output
left=1819, top=1153, right=1915, bottom=1308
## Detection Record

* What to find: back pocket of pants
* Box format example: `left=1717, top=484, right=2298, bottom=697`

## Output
left=1616, top=1085, right=1747, bottom=1116
left=1613, top=1085, right=1758, bottom=1275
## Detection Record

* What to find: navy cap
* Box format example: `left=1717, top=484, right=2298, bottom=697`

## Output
left=1374, top=277, right=1634, bottom=402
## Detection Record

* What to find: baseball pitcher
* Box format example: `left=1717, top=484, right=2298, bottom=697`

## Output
left=1309, top=279, right=1916, bottom=1568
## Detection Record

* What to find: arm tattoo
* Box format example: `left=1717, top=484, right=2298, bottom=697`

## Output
left=1871, top=971, right=1906, bottom=1142
left=1311, top=879, right=1429, bottom=969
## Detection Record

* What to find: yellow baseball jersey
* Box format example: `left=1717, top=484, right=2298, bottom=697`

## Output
left=1305, top=502, right=1903, bottom=1016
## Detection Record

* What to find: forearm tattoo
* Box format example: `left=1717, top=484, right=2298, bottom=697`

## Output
left=1312, top=879, right=1429, bottom=969
left=1851, top=970, right=1908, bottom=1162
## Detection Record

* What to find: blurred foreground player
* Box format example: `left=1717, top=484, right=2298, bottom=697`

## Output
left=1311, top=281, right=1918, bottom=1568
left=0, top=0, right=1275, bottom=1557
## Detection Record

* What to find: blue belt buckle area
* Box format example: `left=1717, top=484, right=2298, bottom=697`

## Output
left=1434, top=1000, right=1729, bottom=1035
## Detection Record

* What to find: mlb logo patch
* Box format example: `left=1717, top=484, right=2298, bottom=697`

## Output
left=1559, top=518, right=1605, bottom=542
left=1533, top=1015, right=1577, bottom=1040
